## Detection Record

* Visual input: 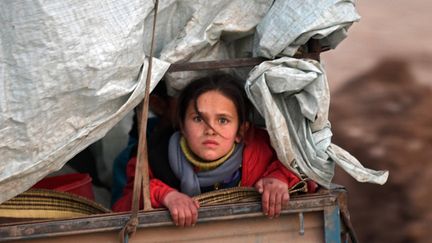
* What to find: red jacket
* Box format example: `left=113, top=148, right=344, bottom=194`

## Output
left=112, top=128, right=306, bottom=212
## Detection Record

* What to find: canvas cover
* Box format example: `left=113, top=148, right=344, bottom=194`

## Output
left=245, top=57, right=388, bottom=187
left=0, top=0, right=387, bottom=203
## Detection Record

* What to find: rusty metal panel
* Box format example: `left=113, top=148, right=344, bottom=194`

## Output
left=324, top=205, right=342, bottom=243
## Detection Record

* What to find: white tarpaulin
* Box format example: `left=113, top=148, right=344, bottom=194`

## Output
left=254, top=0, right=360, bottom=58
left=0, top=1, right=170, bottom=203
left=245, top=57, right=389, bottom=187
left=0, top=0, right=387, bottom=204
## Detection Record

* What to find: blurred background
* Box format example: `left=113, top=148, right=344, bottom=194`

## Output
left=322, top=0, right=432, bottom=242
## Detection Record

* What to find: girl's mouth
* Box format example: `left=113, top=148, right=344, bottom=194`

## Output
left=202, top=140, right=219, bottom=146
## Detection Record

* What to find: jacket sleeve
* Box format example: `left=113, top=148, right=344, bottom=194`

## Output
left=112, top=157, right=175, bottom=212
left=244, top=128, right=301, bottom=188
left=261, top=159, right=301, bottom=188
left=263, top=161, right=319, bottom=193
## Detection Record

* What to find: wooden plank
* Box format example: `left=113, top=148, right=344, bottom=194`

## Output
left=8, top=212, right=326, bottom=243
left=0, top=189, right=344, bottom=242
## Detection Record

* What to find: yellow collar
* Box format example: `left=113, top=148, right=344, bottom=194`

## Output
left=180, top=136, right=236, bottom=171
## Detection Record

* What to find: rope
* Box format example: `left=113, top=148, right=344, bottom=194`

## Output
left=119, top=0, right=159, bottom=242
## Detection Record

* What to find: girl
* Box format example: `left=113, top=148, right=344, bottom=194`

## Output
left=113, top=75, right=316, bottom=227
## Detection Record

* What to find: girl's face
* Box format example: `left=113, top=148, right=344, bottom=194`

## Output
left=182, top=90, right=241, bottom=161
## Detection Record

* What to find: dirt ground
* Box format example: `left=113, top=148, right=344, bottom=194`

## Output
left=322, top=1, right=432, bottom=242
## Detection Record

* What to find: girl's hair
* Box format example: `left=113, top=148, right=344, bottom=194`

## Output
left=177, top=74, right=251, bottom=131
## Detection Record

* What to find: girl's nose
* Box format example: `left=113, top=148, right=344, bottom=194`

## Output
left=204, top=123, right=216, bottom=135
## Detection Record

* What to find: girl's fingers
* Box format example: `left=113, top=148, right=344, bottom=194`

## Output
left=193, top=199, right=200, bottom=209
left=255, top=179, right=264, bottom=193
left=186, top=199, right=199, bottom=226
left=165, top=192, right=200, bottom=227
left=261, top=189, right=270, bottom=216
left=190, top=204, right=198, bottom=226
left=177, top=208, right=186, bottom=227
left=274, top=192, right=282, bottom=217
left=171, top=208, right=179, bottom=226
left=258, top=178, right=290, bottom=218
left=268, top=190, right=277, bottom=218
left=184, top=207, right=193, bottom=227
left=282, top=191, right=290, bottom=209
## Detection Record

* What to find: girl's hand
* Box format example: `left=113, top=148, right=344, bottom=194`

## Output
left=255, top=178, right=289, bottom=218
left=162, top=191, right=200, bottom=227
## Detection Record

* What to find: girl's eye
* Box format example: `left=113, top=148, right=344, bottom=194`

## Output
left=218, top=117, right=229, bottom=124
left=192, top=116, right=202, bottom=122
